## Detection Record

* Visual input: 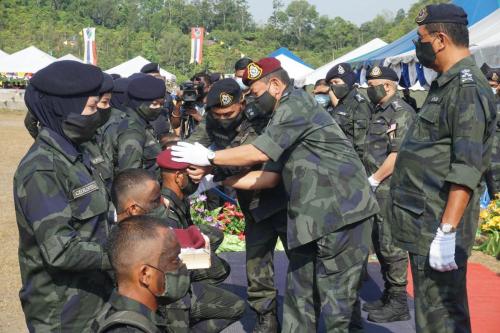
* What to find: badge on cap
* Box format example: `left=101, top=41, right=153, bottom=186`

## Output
left=370, top=66, right=382, bottom=78
left=220, top=92, right=234, bottom=107
left=247, top=63, right=263, bottom=81
left=338, top=65, right=345, bottom=75
left=415, top=7, right=428, bottom=23
left=493, top=72, right=499, bottom=82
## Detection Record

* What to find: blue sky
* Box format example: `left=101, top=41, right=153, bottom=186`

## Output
left=247, top=0, right=419, bottom=26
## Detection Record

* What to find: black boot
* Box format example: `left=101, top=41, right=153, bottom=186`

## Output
left=367, top=292, right=410, bottom=323
left=362, top=290, right=389, bottom=312
left=253, top=311, right=280, bottom=333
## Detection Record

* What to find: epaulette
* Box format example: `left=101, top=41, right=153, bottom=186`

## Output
left=391, top=99, right=405, bottom=111
left=459, top=68, right=476, bottom=86
left=355, top=93, right=366, bottom=103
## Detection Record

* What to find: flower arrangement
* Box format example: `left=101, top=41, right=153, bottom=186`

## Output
left=475, top=196, right=500, bottom=258
left=190, top=195, right=245, bottom=240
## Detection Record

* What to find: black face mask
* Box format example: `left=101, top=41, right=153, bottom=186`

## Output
left=210, top=110, right=244, bottom=132
left=254, top=90, right=277, bottom=115
left=414, top=39, right=436, bottom=68
left=367, top=84, right=387, bottom=105
left=97, top=106, right=112, bottom=127
left=330, top=83, right=350, bottom=100
left=181, top=175, right=199, bottom=196
left=62, top=111, right=101, bottom=144
left=137, top=103, right=162, bottom=122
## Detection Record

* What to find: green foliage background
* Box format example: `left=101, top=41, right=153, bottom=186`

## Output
left=0, top=0, right=447, bottom=82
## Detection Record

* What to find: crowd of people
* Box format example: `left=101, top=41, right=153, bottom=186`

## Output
left=12, top=3, right=500, bottom=333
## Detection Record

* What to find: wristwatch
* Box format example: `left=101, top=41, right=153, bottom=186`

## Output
left=207, top=149, right=216, bottom=165
left=439, top=223, right=456, bottom=234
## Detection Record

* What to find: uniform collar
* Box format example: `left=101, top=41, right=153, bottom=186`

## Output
left=124, top=107, right=148, bottom=127
left=339, top=87, right=358, bottom=105
left=38, top=127, right=81, bottom=163
left=436, top=56, right=475, bottom=88
left=278, top=85, right=293, bottom=103
left=108, top=290, right=163, bottom=326
left=161, top=187, right=187, bottom=211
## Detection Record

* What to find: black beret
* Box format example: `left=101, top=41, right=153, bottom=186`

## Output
left=112, top=78, right=131, bottom=93
left=128, top=75, right=166, bottom=100
left=140, top=62, right=160, bottom=74
left=99, top=73, right=114, bottom=94
left=206, top=78, right=242, bottom=110
left=234, top=58, right=253, bottom=71
left=210, top=73, right=223, bottom=83
left=30, top=60, right=103, bottom=96
left=110, top=73, right=121, bottom=80
left=325, top=63, right=353, bottom=82
left=415, top=4, right=468, bottom=26
left=366, top=66, right=399, bottom=82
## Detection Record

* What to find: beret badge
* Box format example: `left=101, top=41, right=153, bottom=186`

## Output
left=247, top=63, right=263, bottom=80
left=219, top=92, right=234, bottom=107
left=415, top=7, right=428, bottom=24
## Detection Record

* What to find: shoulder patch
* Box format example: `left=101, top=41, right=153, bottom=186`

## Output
left=459, top=69, right=476, bottom=86
left=355, top=94, right=365, bottom=103
left=391, top=99, right=404, bottom=111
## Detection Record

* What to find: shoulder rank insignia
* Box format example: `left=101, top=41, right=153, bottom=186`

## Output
left=391, top=100, right=403, bottom=110
left=220, top=92, right=234, bottom=107
left=460, top=69, right=475, bottom=84
left=72, top=181, right=99, bottom=199
left=247, top=63, right=263, bottom=80
left=355, top=94, right=365, bottom=102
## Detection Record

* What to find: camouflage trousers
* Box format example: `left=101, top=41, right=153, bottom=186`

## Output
left=409, top=253, right=471, bottom=333
left=162, top=281, right=245, bottom=333
left=245, top=210, right=289, bottom=315
left=282, top=219, right=372, bottom=333
left=372, top=193, right=408, bottom=293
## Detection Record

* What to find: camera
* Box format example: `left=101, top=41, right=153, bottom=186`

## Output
left=180, top=81, right=205, bottom=103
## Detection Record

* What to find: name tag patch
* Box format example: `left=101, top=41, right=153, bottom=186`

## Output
left=72, top=181, right=99, bottom=199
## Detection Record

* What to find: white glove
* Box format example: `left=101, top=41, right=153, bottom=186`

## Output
left=191, top=174, right=222, bottom=197
left=171, top=142, right=211, bottom=166
left=368, top=175, right=380, bottom=191
left=429, top=228, right=458, bottom=272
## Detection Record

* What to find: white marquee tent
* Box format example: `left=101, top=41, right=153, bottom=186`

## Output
left=298, top=38, right=388, bottom=86
left=0, top=46, right=55, bottom=74
left=105, top=56, right=176, bottom=81
left=268, top=48, right=315, bottom=83
left=56, top=54, right=84, bottom=63
left=0, top=49, right=8, bottom=59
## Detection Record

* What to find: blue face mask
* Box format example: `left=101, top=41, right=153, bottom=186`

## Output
left=314, top=94, right=330, bottom=108
left=234, top=77, right=248, bottom=90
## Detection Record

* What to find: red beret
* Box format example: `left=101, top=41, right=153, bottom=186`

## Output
left=242, top=57, right=282, bottom=87
left=157, top=148, right=189, bottom=170
left=173, top=226, right=206, bottom=248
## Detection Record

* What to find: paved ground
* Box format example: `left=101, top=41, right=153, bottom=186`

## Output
left=220, top=252, right=415, bottom=333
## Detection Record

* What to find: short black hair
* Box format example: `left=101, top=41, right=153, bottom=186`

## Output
left=111, top=169, right=157, bottom=212
left=234, top=58, right=253, bottom=71
left=314, top=79, right=328, bottom=87
left=107, top=215, right=169, bottom=277
left=425, top=22, right=469, bottom=48
left=191, top=72, right=212, bottom=85
left=260, top=69, right=291, bottom=86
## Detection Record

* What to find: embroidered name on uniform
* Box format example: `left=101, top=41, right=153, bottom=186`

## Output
left=91, top=156, right=104, bottom=165
left=72, top=181, right=99, bottom=199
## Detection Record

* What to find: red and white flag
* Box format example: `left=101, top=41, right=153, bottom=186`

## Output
left=190, top=27, right=205, bottom=64
left=83, top=28, right=97, bottom=65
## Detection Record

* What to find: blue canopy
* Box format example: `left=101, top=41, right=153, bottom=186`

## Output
left=268, top=47, right=314, bottom=69
left=349, top=0, right=500, bottom=67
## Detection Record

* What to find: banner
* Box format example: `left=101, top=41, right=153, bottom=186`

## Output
left=83, top=27, right=97, bottom=65
left=190, top=27, right=205, bottom=64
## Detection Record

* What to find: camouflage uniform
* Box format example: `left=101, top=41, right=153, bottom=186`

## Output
left=190, top=111, right=290, bottom=327
left=251, top=87, right=379, bottom=332
left=362, top=95, right=415, bottom=296
left=114, top=107, right=162, bottom=177
left=329, top=87, right=372, bottom=159
left=158, top=188, right=244, bottom=332
left=92, top=290, right=166, bottom=333
left=485, top=95, right=500, bottom=197
left=82, top=139, right=115, bottom=194
left=96, top=107, right=127, bottom=170
left=390, top=57, right=497, bottom=332
left=13, top=127, right=114, bottom=332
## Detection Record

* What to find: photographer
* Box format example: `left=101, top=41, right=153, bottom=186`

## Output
left=171, top=72, right=212, bottom=139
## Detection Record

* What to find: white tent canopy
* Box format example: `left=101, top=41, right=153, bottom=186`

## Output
left=297, top=38, right=387, bottom=86
left=56, top=54, right=83, bottom=63
left=268, top=48, right=314, bottom=83
left=105, top=56, right=176, bottom=81
left=0, top=49, right=8, bottom=59
left=0, top=46, right=55, bottom=74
